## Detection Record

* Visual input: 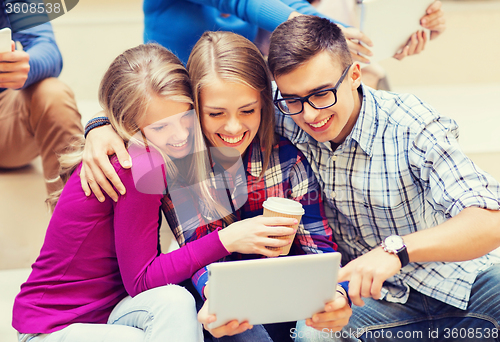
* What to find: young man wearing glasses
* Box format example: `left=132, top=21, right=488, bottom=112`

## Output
left=269, top=15, right=500, bottom=341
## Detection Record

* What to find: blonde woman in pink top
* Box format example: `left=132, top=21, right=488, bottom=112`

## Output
left=12, top=43, right=296, bottom=342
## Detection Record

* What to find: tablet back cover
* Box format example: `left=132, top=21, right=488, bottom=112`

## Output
left=207, top=253, right=341, bottom=328
left=360, top=0, right=433, bottom=61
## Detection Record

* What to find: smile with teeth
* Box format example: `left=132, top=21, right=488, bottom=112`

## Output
left=309, top=115, right=332, bottom=128
left=218, top=132, right=246, bottom=144
left=169, top=140, right=188, bottom=148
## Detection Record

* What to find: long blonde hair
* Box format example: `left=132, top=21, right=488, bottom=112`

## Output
left=187, top=31, right=277, bottom=180
left=47, top=43, right=207, bottom=211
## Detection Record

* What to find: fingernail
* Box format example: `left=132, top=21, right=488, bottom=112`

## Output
left=99, top=197, right=105, bottom=202
left=422, top=18, right=427, bottom=24
left=312, top=315, right=319, bottom=323
left=113, top=197, right=118, bottom=203
left=84, top=191, right=90, bottom=197
left=122, top=160, right=131, bottom=168
left=119, top=188, right=126, bottom=195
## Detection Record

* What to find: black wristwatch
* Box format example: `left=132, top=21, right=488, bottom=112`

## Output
left=380, top=235, right=409, bottom=268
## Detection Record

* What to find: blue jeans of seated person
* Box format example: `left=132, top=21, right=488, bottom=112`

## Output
left=18, top=285, right=203, bottom=342
left=294, top=264, right=500, bottom=342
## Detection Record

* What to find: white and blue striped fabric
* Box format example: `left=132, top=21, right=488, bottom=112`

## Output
left=275, top=83, right=500, bottom=310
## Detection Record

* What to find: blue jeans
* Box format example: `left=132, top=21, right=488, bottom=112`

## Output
left=295, top=264, right=500, bottom=342
left=18, top=284, right=203, bottom=342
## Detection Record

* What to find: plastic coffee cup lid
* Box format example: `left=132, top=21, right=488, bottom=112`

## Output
left=262, top=197, right=305, bottom=216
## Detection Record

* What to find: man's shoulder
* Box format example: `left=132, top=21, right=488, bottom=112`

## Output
left=368, top=88, right=449, bottom=133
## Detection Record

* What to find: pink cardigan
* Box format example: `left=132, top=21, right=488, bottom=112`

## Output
left=13, top=146, right=229, bottom=334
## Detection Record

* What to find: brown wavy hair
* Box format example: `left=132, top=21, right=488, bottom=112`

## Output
left=268, top=15, right=352, bottom=78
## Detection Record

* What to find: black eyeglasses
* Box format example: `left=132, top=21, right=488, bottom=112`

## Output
left=274, top=64, right=352, bottom=115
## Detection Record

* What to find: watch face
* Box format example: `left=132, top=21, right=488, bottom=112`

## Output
left=385, top=235, right=404, bottom=250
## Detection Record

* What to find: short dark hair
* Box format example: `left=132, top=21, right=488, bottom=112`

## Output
left=268, top=15, right=352, bottom=78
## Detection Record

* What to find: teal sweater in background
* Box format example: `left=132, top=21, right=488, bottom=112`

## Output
left=143, top=0, right=343, bottom=64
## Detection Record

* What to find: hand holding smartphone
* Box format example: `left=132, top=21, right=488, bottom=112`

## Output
left=0, top=27, right=13, bottom=53
left=0, top=27, right=30, bottom=89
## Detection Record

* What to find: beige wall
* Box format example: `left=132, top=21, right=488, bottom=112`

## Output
left=53, top=0, right=143, bottom=102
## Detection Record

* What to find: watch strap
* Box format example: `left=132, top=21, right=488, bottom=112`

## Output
left=397, top=246, right=409, bottom=268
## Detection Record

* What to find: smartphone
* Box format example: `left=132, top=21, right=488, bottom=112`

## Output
left=0, top=27, right=12, bottom=53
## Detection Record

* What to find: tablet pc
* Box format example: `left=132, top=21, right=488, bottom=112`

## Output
left=359, top=0, right=433, bottom=61
left=207, top=252, right=341, bottom=328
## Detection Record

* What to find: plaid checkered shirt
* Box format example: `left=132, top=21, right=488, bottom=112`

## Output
left=275, top=84, right=500, bottom=310
left=162, top=136, right=337, bottom=297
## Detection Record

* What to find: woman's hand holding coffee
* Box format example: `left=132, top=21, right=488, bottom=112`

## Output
left=218, top=216, right=297, bottom=257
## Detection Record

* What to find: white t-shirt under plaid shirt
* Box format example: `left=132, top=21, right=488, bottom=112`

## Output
left=275, top=84, right=500, bottom=310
